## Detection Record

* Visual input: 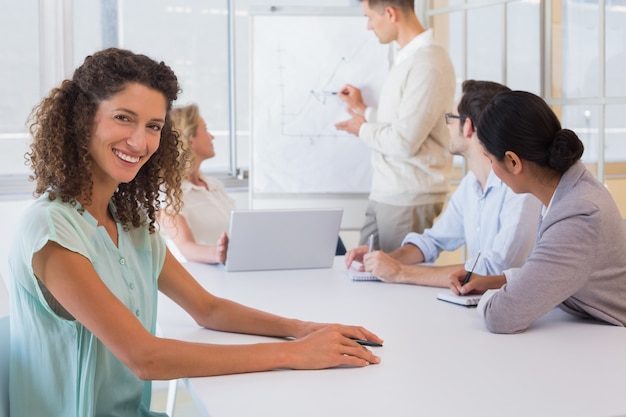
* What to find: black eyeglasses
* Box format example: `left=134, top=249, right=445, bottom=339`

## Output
left=445, top=113, right=467, bottom=125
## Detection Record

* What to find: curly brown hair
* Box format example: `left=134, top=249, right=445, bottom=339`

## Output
left=27, top=48, right=184, bottom=233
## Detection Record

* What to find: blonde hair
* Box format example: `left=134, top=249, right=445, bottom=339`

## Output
left=169, top=103, right=200, bottom=179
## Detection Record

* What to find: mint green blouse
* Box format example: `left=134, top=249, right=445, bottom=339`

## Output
left=9, top=196, right=167, bottom=417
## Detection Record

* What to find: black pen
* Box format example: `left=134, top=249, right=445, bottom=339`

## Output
left=351, top=338, right=383, bottom=347
left=461, top=251, right=481, bottom=286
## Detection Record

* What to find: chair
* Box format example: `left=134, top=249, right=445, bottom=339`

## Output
left=0, top=315, right=8, bottom=417
left=0, top=275, right=9, bottom=417
left=165, top=380, right=177, bottom=416
left=335, top=237, right=347, bottom=256
left=0, top=275, right=8, bottom=318
left=155, top=322, right=178, bottom=416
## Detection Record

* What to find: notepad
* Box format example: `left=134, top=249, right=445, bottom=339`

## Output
left=437, top=292, right=482, bottom=306
left=347, top=268, right=382, bottom=282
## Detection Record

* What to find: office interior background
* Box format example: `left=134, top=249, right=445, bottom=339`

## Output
left=1, top=1, right=625, bottom=414
left=1, top=0, right=625, bottom=260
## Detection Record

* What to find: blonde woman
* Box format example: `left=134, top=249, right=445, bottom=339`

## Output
left=160, top=103, right=234, bottom=264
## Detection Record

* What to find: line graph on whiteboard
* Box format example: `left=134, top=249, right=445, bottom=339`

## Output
left=251, top=13, right=389, bottom=193
left=275, top=35, right=385, bottom=141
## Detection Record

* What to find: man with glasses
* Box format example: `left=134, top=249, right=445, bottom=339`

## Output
left=335, top=0, right=455, bottom=252
left=345, top=80, right=542, bottom=287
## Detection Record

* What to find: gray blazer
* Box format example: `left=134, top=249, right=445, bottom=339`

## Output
left=480, top=161, right=626, bottom=333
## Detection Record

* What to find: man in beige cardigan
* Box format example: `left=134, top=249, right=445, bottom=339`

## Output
left=336, top=0, right=456, bottom=252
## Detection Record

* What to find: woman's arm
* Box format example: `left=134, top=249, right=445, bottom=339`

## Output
left=466, top=209, right=599, bottom=334
left=364, top=249, right=463, bottom=287
left=158, top=250, right=382, bottom=340
left=159, top=211, right=226, bottom=264
left=33, top=242, right=381, bottom=380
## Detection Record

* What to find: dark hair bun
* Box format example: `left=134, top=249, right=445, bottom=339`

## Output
left=548, top=129, right=584, bottom=173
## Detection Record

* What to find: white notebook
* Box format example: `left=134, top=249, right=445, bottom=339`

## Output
left=437, top=292, right=482, bottom=306
left=347, top=267, right=382, bottom=282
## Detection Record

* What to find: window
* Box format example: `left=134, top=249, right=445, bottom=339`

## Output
left=0, top=0, right=40, bottom=193
left=0, top=0, right=357, bottom=195
left=2, top=0, right=624, bottom=201
left=430, top=0, right=541, bottom=94
left=549, top=0, right=626, bottom=181
left=429, top=0, right=626, bottom=192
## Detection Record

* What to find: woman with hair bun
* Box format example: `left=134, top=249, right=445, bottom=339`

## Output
left=449, top=90, right=626, bottom=334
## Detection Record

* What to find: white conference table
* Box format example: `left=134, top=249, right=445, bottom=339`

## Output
left=157, top=258, right=626, bottom=417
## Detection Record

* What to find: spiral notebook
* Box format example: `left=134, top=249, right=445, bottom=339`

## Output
left=437, top=292, right=482, bottom=306
left=347, top=267, right=382, bottom=282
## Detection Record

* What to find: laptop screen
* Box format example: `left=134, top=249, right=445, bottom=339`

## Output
left=225, top=208, right=343, bottom=272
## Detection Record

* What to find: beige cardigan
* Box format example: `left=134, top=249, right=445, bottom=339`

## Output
left=360, top=37, right=456, bottom=206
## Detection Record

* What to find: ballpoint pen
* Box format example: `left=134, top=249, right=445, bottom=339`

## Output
left=351, top=338, right=383, bottom=347
left=461, top=250, right=481, bottom=286
left=367, top=234, right=374, bottom=252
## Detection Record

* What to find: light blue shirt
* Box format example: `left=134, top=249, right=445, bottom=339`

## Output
left=402, top=170, right=541, bottom=275
left=9, top=196, right=167, bottom=417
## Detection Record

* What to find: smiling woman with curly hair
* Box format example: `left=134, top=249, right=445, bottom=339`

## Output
left=27, top=48, right=183, bottom=232
left=9, top=48, right=382, bottom=417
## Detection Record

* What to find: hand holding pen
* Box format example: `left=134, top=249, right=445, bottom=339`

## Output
left=450, top=251, right=509, bottom=295
left=336, top=84, right=366, bottom=115
left=462, top=251, right=481, bottom=286
left=453, top=251, right=481, bottom=295
left=351, top=338, right=383, bottom=347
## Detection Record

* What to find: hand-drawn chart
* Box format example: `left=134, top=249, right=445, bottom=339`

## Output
left=251, top=11, right=389, bottom=194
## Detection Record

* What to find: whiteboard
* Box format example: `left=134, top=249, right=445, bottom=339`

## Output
left=250, top=8, right=389, bottom=194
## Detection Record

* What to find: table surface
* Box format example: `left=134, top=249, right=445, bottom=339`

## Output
left=157, top=258, right=626, bottom=417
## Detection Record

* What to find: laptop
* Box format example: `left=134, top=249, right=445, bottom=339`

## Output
left=225, top=208, right=343, bottom=272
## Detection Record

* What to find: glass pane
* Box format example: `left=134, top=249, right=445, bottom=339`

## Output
left=74, top=0, right=359, bottom=174
left=559, top=104, right=601, bottom=166
left=75, top=3, right=237, bottom=171
left=433, top=11, right=464, bottom=95
left=74, top=1, right=234, bottom=172
left=604, top=104, right=626, bottom=216
left=74, top=0, right=233, bottom=172
left=605, top=104, right=626, bottom=163
left=0, top=0, right=39, bottom=176
left=125, top=0, right=232, bottom=172
left=605, top=1, right=626, bottom=97
left=506, top=1, right=540, bottom=93
left=557, top=0, right=600, bottom=98
left=467, top=5, right=504, bottom=82
left=430, top=0, right=465, bottom=8
left=73, top=1, right=104, bottom=67
left=237, top=0, right=356, bottom=6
